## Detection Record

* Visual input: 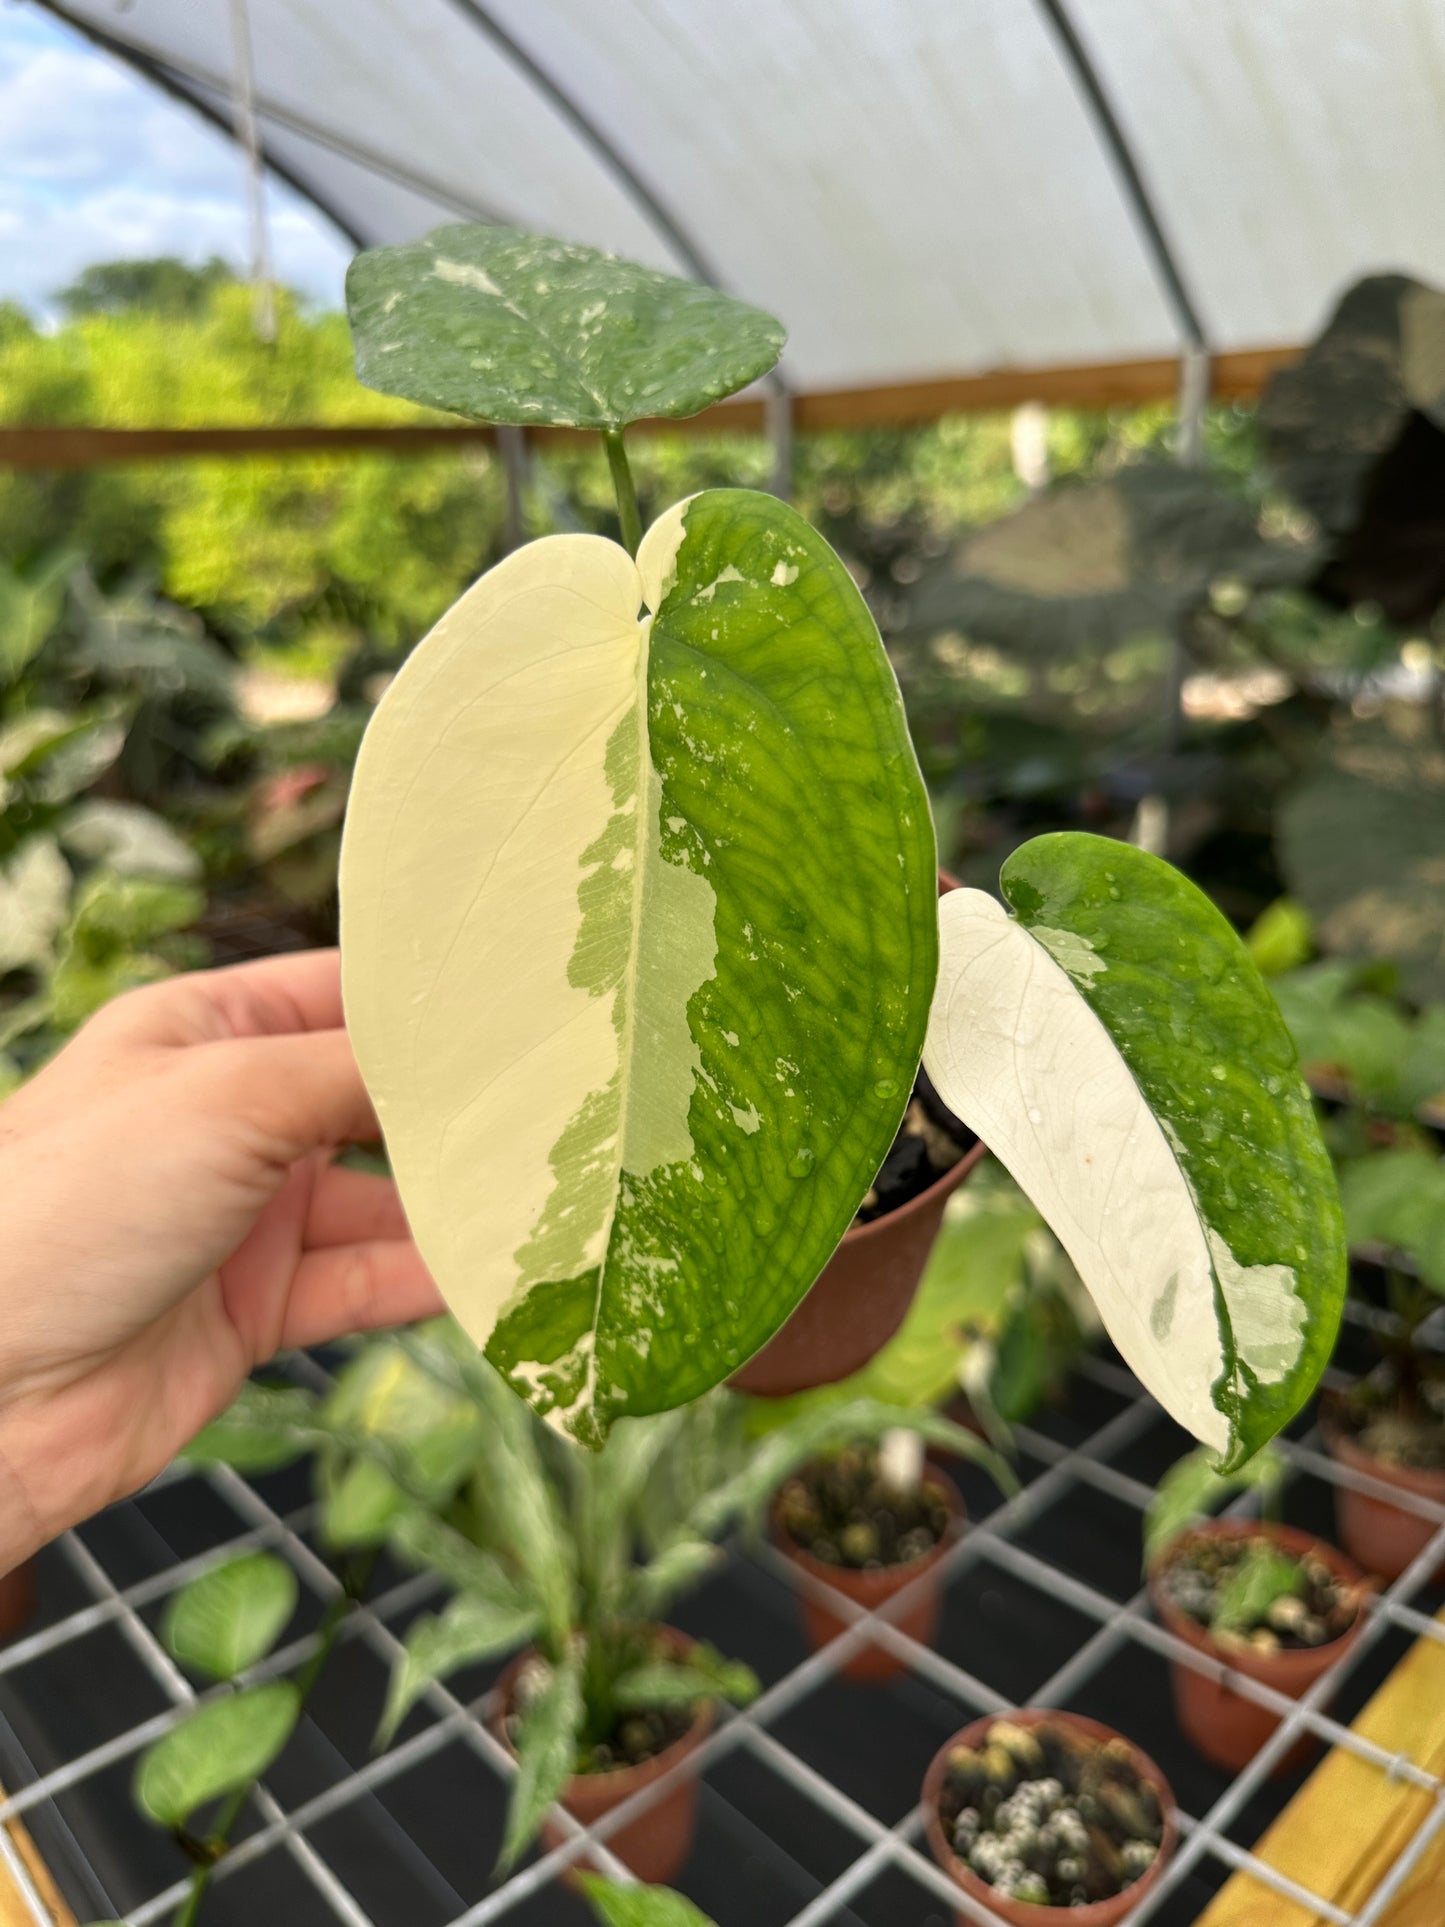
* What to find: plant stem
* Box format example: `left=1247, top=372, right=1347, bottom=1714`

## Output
left=603, top=428, right=642, bottom=556
left=169, top=1554, right=374, bottom=1927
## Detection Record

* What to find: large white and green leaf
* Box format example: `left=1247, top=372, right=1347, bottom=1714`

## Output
left=347, top=225, right=784, bottom=430
left=341, top=489, right=935, bottom=1445
left=923, top=834, right=1345, bottom=1469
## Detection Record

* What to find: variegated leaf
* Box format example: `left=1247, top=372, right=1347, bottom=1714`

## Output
left=923, top=834, right=1345, bottom=1469
left=341, top=488, right=935, bottom=1444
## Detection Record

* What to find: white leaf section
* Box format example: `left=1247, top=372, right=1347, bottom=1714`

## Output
left=340, top=532, right=704, bottom=1355
left=922, top=888, right=1230, bottom=1452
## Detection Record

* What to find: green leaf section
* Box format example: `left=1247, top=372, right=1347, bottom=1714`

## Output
left=487, top=489, right=938, bottom=1441
left=1143, top=1445, right=1283, bottom=1571
left=134, top=1683, right=299, bottom=1830
left=612, top=1642, right=758, bottom=1711
left=1339, top=1149, right=1445, bottom=1292
left=162, top=1554, right=298, bottom=1682
left=347, top=225, right=785, bottom=431
left=378, top=1593, right=541, bottom=1746
left=579, top=1876, right=718, bottom=1927
left=1001, top=833, right=1346, bottom=1467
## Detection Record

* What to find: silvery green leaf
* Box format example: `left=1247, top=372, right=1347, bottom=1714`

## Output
left=134, top=1684, right=299, bottom=1829
left=162, top=1553, right=298, bottom=1681
left=499, top=1644, right=584, bottom=1870
left=341, top=489, right=935, bottom=1445
left=320, top=1455, right=405, bottom=1549
left=924, top=833, right=1345, bottom=1469
left=377, top=1593, right=539, bottom=1747
left=0, top=836, right=71, bottom=974
left=181, top=1383, right=323, bottom=1473
left=62, top=801, right=201, bottom=881
left=347, top=224, right=784, bottom=430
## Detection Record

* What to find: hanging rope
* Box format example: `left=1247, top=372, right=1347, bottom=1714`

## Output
left=227, top=0, right=276, bottom=343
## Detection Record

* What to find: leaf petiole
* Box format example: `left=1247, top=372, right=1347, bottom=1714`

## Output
left=603, top=428, right=642, bottom=556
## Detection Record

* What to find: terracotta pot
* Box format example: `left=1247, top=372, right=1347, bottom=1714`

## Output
left=775, top=1465, right=964, bottom=1682
left=731, top=874, right=984, bottom=1398
left=1322, top=1409, right=1445, bottom=1583
left=0, top=1562, right=34, bottom=1644
left=922, top=1708, right=1178, bottom=1927
left=492, top=1630, right=711, bottom=1886
left=1150, top=1519, right=1366, bottom=1774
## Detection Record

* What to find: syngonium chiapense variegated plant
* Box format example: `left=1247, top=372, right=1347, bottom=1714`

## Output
left=339, top=220, right=1345, bottom=1463
left=341, top=227, right=937, bottom=1447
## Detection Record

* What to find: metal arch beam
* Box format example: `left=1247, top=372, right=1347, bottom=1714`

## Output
left=442, top=0, right=723, bottom=290
left=30, top=0, right=369, bottom=252
left=1031, top=0, right=1210, bottom=353
left=29, top=0, right=516, bottom=245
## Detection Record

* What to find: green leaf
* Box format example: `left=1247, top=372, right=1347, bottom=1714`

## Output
left=612, top=1645, right=757, bottom=1711
left=1213, top=1545, right=1302, bottom=1636
left=621, top=1537, right=721, bottom=1623
left=579, top=1875, right=717, bottom=1927
left=377, top=1593, right=540, bottom=1746
left=924, top=834, right=1346, bottom=1470
left=1245, top=899, right=1313, bottom=978
left=0, top=551, right=74, bottom=680
left=320, top=1455, right=405, bottom=1549
left=1143, top=1445, right=1283, bottom=1570
left=162, top=1553, right=298, bottom=1681
left=499, top=1645, right=585, bottom=1870
left=1340, top=1149, right=1445, bottom=1290
left=65, top=870, right=203, bottom=954
left=347, top=224, right=785, bottom=431
left=182, top=1383, right=323, bottom=1473
left=385, top=1504, right=536, bottom=1614
left=341, top=488, right=937, bottom=1445
left=134, top=1683, right=299, bottom=1829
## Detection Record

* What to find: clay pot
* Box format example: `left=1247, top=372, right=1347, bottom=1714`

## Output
left=775, top=1466, right=964, bottom=1682
left=731, top=874, right=984, bottom=1398
left=1322, top=1409, right=1445, bottom=1583
left=0, top=1562, right=34, bottom=1643
left=922, top=1708, right=1177, bottom=1927
left=1150, top=1519, right=1367, bottom=1774
left=492, top=1630, right=711, bottom=1886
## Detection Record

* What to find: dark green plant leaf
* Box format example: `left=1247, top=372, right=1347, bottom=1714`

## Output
left=499, top=1645, right=585, bottom=1870
left=925, top=835, right=1346, bottom=1469
left=579, top=1874, right=717, bottom=1927
left=134, top=1683, right=299, bottom=1829
left=1278, top=719, right=1445, bottom=1004
left=1212, top=1545, right=1302, bottom=1635
left=347, top=224, right=784, bottom=431
left=342, top=489, right=938, bottom=1446
left=377, top=1593, right=540, bottom=1746
left=162, top=1553, right=298, bottom=1681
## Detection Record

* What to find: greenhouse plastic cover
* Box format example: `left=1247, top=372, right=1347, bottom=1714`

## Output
left=41, top=0, right=1445, bottom=397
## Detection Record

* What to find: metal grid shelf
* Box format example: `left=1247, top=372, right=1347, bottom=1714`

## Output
left=1, top=1310, right=1443, bottom=1927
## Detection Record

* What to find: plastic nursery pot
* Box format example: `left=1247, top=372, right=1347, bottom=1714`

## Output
left=1149, top=1519, right=1367, bottom=1775
left=730, top=873, right=985, bottom=1398
left=491, top=1630, right=712, bottom=1887
left=1321, top=1403, right=1445, bottom=1583
left=922, top=1708, right=1178, bottom=1927
left=0, top=1561, right=35, bottom=1644
left=773, top=1465, right=964, bottom=1683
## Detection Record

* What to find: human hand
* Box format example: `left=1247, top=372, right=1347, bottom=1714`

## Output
left=0, top=950, right=441, bottom=1568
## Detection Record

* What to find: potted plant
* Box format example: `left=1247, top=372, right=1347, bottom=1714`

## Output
left=922, top=1709, right=1176, bottom=1923
left=336, top=222, right=1349, bottom=1469
left=1143, top=1447, right=1366, bottom=1772
left=771, top=1435, right=964, bottom=1681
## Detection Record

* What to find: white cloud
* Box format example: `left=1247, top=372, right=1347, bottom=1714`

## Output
left=0, top=3, right=348, bottom=312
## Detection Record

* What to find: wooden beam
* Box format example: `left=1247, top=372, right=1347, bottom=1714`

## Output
left=0, top=345, right=1302, bottom=470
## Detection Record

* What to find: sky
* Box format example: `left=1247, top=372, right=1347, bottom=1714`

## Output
left=0, top=0, right=350, bottom=317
